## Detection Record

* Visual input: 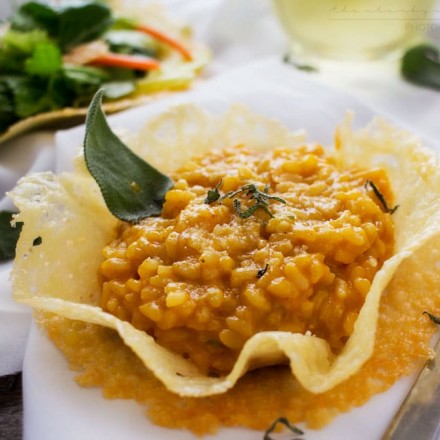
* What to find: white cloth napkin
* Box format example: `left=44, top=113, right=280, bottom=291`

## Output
left=0, top=132, right=55, bottom=375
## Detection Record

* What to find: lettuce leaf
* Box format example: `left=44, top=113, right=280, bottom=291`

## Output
left=1, top=29, right=51, bottom=54
left=25, top=42, right=62, bottom=76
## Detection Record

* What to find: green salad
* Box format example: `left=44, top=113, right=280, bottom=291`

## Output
left=0, top=0, right=205, bottom=136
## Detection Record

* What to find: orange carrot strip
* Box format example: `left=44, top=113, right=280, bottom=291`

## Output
left=136, top=24, right=193, bottom=61
left=89, top=53, right=160, bottom=70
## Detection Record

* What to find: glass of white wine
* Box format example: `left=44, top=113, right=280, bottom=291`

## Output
left=273, top=0, right=436, bottom=61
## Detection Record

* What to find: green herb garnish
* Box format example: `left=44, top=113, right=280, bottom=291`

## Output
left=204, top=179, right=222, bottom=204
left=84, top=90, right=174, bottom=222
left=232, top=198, right=264, bottom=218
left=423, top=311, right=440, bottom=325
left=263, top=417, right=304, bottom=440
left=257, top=264, right=269, bottom=279
left=205, top=181, right=286, bottom=219
left=227, top=184, right=286, bottom=218
left=283, top=53, right=318, bottom=73
left=32, top=236, right=42, bottom=247
left=0, top=211, right=23, bottom=261
left=401, top=44, right=440, bottom=91
left=365, top=180, right=399, bottom=214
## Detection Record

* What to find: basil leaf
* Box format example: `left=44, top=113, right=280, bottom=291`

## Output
left=401, top=44, right=440, bottom=91
left=0, top=211, right=23, bottom=261
left=84, top=89, right=174, bottom=222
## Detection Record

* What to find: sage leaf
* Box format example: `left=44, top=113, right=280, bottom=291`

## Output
left=84, top=89, right=174, bottom=222
left=0, top=211, right=23, bottom=261
left=401, top=44, right=440, bottom=91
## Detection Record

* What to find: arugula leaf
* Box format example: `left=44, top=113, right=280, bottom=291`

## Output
left=25, top=41, right=62, bottom=76
left=84, top=90, right=174, bottom=222
left=0, top=212, right=23, bottom=261
left=401, top=44, right=440, bottom=91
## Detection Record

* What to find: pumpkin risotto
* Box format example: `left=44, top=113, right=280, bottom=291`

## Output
left=99, top=144, right=394, bottom=374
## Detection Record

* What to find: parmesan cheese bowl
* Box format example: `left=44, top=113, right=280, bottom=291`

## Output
left=10, top=81, right=440, bottom=438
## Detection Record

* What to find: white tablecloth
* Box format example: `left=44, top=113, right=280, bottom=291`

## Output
left=1, top=0, right=440, bottom=377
